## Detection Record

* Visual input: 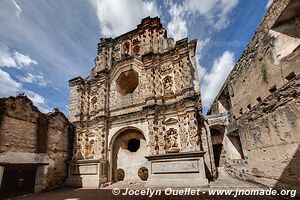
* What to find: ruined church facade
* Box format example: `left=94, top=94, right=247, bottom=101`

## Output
left=67, top=17, right=212, bottom=188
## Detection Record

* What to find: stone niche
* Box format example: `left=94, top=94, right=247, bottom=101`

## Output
left=145, top=152, right=209, bottom=188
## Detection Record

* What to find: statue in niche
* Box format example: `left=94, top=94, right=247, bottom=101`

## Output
left=85, top=139, right=95, bottom=159
left=158, top=29, right=168, bottom=51
left=165, top=128, right=179, bottom=153
left=163, top=75, right=173, bottom=95
left=167, top=38, right=175, bottom=49
left=123, top=41, right=130, bottom=57
left=113, top=44, right=121, bottom=61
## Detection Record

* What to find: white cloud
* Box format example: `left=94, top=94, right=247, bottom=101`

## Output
left=266, top=0, right=273, bottom=9
left=185, top=0, right=239, bottom=31
left=0, top=69, right=50, bottom=113
left=0, top=43, right=37, bottom=68
left=13, top=51, right=38, bottom=67
left=167, top=3, right=187, bottom=41
left=0, top=69, right=22, bottom=97
left=195, top=39, right=210, bottom=81
left=201, top=51, right=235, bottom=108
left=23, top=89, right=50, bottom=113
left=165, top=0, right=238, bottom=42
left=90, top=0, right=160, bottom=37
left=0, top=43, right=17, bottom=67
left=18, top=72, right=47, bottom=87
left=197, top=38, right=211, bottom=59
left=11, top=0, right=22, bottom=18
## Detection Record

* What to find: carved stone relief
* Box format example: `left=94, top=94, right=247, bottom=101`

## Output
left=180, top=57, right=192, bottom=88
left=163, top=75, right=174, bottom=95
left=160, top=64, right=172, bottom=73
left=122, top=41, right=131, bottom=57
left=69, top=17, right=205, bottom=185
left=178, top=116, right=189, bottom=150
left=147, top=119, right=157, bottom=155
left=153, top=68, right=162, bottom=96
left=165, top=128, right=179, bottom=153
left=187, top=112, right=200, bottom=151
left=157, top=120, right=165, bottom=154
left=94, top=126, right=106, bottom=159
left=113, top=44, right=121, bottom=62
left=173, top=62, right=185, bottom=92
left=158, top=29, right=168, bottom=52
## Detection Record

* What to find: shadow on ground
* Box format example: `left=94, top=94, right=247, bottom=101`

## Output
left=17, top=187, right=294, bottom=200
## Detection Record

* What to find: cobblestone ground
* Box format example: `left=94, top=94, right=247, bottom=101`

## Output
left=17, top=187, right=293, bottom=200
left=17, top=172, right=294, bottom=200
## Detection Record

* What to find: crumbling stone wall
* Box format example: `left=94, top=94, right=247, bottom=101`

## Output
left=207, top=0, right=300, bottom=192
left=0, top=95, right=74, bottom=191
left=226, top=75, right=300, bottom=191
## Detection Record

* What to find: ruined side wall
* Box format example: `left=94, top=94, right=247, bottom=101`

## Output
left=207, top=0, right=300, bottom=191
left=227, top=75, right=300, bottom=191
left=226, top=0, right=300, bottom=191
left=45, top=112, right=73, bottom=188
left=68, top=77, right=81, bottom=123
left=228, top=0, right=298, bottom=119
left=0, top=96, right=74, bottom=191
left=0, top=96, right=39, bottom=153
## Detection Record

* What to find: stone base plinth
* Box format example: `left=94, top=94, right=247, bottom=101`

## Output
left=145, top=152, right=209, bottom=188
left=66, top=159, right=107, bottom=188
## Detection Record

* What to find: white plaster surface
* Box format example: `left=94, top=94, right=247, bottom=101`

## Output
left=269, top=29, right=300, bottom=65
left=117, top=139, right=148, bottom=183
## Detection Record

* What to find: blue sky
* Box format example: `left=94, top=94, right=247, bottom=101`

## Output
left=0, top=0, right=271, bottom=115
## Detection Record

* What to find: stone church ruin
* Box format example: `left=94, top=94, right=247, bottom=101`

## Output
left=0, top=0, right=299, bottom=197
left=66, top=17, right=211, bottom=188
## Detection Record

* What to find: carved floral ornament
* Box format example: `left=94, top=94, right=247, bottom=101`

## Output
left=74, top=128, right=106, bottom=160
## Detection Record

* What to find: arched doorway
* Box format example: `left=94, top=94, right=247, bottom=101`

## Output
left=111, top=128, right=148, bottom=183
left=210, top=125, right=225, bottom=168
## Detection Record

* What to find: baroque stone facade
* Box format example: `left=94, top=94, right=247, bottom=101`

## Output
left=207, top=0, right=300, bottom=193
left=67, top=17, right=212, bottom=187
left=0, top=95, right=74, bottom=198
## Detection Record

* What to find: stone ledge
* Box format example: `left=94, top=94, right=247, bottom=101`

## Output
left=145, top=151, right=206, bottom=161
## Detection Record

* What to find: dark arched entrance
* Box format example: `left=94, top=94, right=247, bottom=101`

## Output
left=111, top=128, right=148, bottom=183
left=210, top=126, right=225, bottom=168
